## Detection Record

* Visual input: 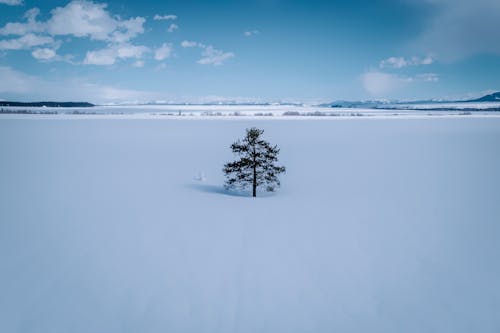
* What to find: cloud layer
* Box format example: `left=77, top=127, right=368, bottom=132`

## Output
left=361, top=71, right=439, bottom=96
left=0, top=1, right=146, bottom=43
left=413, top=0, right=500, bottom=61
left=0, top=1, right=148, bottom=65
left=0, top=1, right=235, bottom=68
left=0, top=66, right=158, bottom=102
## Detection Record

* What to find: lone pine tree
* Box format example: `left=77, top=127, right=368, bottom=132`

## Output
left=223, top=127, right=286, bottom=197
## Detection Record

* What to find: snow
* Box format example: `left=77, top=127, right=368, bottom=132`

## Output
left=392, top=101, right=500, bottom=110
left=1, top=117, right=500, bottom=332
left=1, top=101, right=500, bottom=118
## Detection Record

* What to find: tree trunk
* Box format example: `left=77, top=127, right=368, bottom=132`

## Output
left=252, top=163, right=257, bottom=197
left=252, top=146, right=257, bottom=197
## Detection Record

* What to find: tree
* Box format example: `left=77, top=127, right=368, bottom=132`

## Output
left=223, top=127, right=286, bottom=197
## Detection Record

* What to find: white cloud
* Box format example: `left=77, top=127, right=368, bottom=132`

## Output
left=416, top=73, right=439, bottom=82
left=244, top=30, right=259, bottom=37
left=154, top=43, right=172, bottom=61
left=84, top=44, right=149, bottom=65
left=0, top=0, right=148, bottom=64
left=110, top=17, right=146, bottom=43
left=379, top=57, right=407, bottom=69
left=46, top=1, right=146, bottom=43
left=413, top=0, right=500, bottom=61
left=0, top=8, right=45, bottom=35
left=167, top=23, right=178, bottom=33
left=154, top=14, right=177, bottom=21
left=0, top=1, right=146, bottom=43
left=84, top=48, right=116, bottom=65
left=181, top=40, right=234, bottom=65
left=379, top=56, right=433, bottom=69
left=197, top=45, right=234, bottom=66
left=181, top=40, right=199, bottom=48
left=32, top=48, right=56, bottom=60
left=0, top=0, right=23, bottom=5
left=47, top=1, right=118, bottom=40
left=361, top=70, right=439, bottom=96
left=0, top=33, right=54, bottom=50
left=24, top=7, right=38, bottom=20
left=419, top=56, right=433, bottom=65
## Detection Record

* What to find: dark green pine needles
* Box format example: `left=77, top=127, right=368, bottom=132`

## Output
left=223, top=127, right=286, bottom=197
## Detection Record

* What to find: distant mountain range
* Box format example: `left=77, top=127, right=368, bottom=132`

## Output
left=0, top=101, right=94, bottom=107
left=321, top=91, right=500, bottom=108
left=467, top=91, right=500, bottom=102
left=101, top=101, right=305, bottom=106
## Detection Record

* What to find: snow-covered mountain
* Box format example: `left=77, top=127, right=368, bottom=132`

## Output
left=467, top=91, right=500, bottom=102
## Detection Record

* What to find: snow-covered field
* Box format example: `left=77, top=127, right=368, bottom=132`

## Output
left=1, top=117, right=499, bottom=332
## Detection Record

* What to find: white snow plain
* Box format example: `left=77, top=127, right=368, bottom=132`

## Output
left=1, top=117, right=500, bottom=332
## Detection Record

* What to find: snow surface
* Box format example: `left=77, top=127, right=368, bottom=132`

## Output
left=1, top=117, right=500, bottom=332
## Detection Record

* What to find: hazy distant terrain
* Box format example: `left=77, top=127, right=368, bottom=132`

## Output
left=1, top=102, right=500, bottom=118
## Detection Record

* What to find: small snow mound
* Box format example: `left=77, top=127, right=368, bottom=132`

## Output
left=193, top=171, right=206, bottom=182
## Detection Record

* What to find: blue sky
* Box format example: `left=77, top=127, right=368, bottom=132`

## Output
left=0, top=0, right=499, bottom=103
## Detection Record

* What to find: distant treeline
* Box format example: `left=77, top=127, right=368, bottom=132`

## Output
left=0, top=101, right=94, bottom=107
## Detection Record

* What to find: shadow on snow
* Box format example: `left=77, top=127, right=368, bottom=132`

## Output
left=187, top=183, right=276, bottom=198
left=187, top=183, right=249, bottom=197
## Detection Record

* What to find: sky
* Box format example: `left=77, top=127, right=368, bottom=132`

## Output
left=0, top=0, right=499, bottom=104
